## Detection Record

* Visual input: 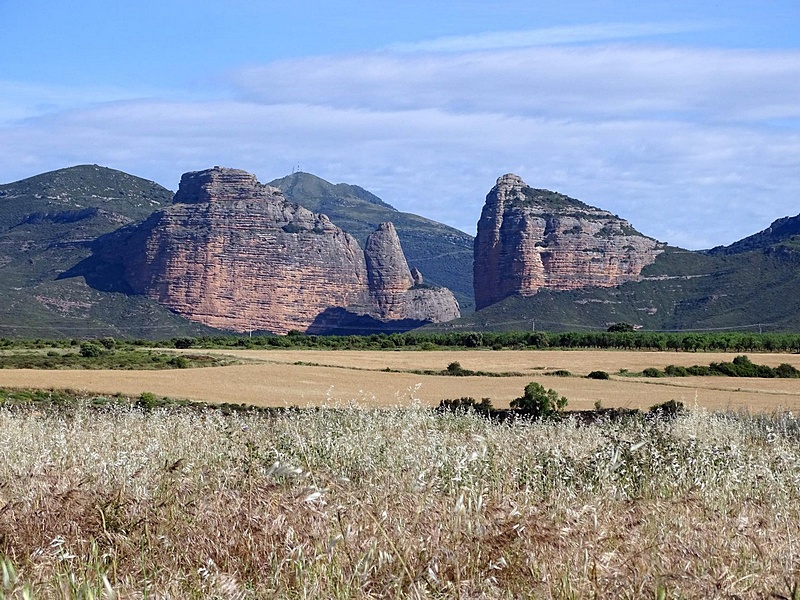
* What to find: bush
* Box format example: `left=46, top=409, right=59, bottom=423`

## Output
left=437, top=397, right=493, bottom=415
left=648, top=399, right=685, bottom=418
left=546, top=369, right=572, bottom=377
left=98, top=337, right=116, bottom=350
left=167, top=356, right=189, bottom=369
left=607, top=322, right=635, bottom=333
left=587, top=370, right=610, bottom=380
left=665, top=365, right=689, bottom=377
left=137, top=391, right=166, bottom=410
left=464, top=332, right=484, bottom=348
left=511, top=382, right=568, bottom=418
left=775, top=363, right=800, bottom=378
left=642, top=367, right=664, bottom=377
left=172, top=337, right=196, bottom=349
left=79, top=342, right=103, bottom=358
left=446, top=361, right=465, bottom=376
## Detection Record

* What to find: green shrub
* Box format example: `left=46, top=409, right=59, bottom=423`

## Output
left=546, top=369, right=572, bottom=377
left=464, top=332, right=484, bottom=348
left=172, top=337, right=196, bottom=349
left=511, top=382, right=567, bottom=418
left=137, top=392, right=160, bottom=410
left=446, top=361, right=464, bottom=375
left=79, top=342, right=103, bottom=358
left=642, top=367, right=664, bottom=377
left=775, top=363, right=800, bottom=378
left=686, top=365, right=711, bottom=376
left=98, top=337, right=116, bottom=350
left=665, top=365, right=689, bottom=377
left=167, top=356, right=189, bottom=369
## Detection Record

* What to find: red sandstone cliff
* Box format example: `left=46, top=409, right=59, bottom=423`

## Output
left=364, top=222, right=460, bottom=323
left=474, top=174, right=664, bottom=310
left=111, top=167, right=459, bottom=333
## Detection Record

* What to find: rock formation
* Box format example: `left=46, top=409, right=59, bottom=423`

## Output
left=474, top=174, right=664, bottom=310
left=364, top=222, right=460, bottom=323
left=103, top=167, right=459, bottom=333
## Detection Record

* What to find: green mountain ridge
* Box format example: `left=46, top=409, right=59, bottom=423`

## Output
left=707, top=213, right=800, bottom=256
left=431, top=242, right=800, bottom=333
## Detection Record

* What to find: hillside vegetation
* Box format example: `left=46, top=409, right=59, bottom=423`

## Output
left=442, top=243, right=800, bottom=332
left=0, top=166, right=220, bottom=338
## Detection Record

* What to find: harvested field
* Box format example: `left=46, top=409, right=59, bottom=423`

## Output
left=2, top=349, right=800, bottom=411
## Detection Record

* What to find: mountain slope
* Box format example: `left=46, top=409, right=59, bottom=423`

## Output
left=269, top=172, right=475, bottom=312
left=708, top=213, right=800, bottom=256
left=423, top=176, right=800, bottom=333
left=0, top=165, right=172, bottom=283
left=431, top=236, right=800, bottom=333
left=0, top=165, right=215, bottom=338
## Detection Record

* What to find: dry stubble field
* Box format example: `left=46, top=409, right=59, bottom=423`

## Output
left=3, top=349, right=800, bottom=412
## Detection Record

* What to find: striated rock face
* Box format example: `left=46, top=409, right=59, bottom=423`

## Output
left=108, top=167, right=459, bottom=333
left=474, top=174, right=664, bottom=310
left=364, top=222, right=460, bottom=322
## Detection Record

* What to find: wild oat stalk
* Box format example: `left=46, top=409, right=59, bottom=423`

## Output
left=0, top=401, right=798, bottom=598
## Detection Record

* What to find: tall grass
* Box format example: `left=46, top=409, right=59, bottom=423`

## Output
left=0, top=400, right=798, bottom=598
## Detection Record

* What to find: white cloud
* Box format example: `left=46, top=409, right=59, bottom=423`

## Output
left=231, top=46, right=800, bottom=123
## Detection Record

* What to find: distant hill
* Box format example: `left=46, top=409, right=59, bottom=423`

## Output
left=429, top=234, right=800, bottom=334
left=0, top=165, right=216, bottom=338
left=707, top=214, right=800, bottom=256
left=269, top=172, right=475, bottom=312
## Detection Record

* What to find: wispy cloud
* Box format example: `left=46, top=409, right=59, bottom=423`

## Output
left=388, top=22, right=714, bottom=53
left=231, top=46, right=800, bottom=124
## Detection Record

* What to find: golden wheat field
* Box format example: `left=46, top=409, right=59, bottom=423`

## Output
left=3, top=349, right=800, bottom=412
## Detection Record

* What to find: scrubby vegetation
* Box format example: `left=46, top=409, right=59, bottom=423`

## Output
left=7, top=329, right=800, bottom=353
left=0, top=343, right=236, bottom=370
left=586, top=370, right=610, bottom=380
left=640, top=354, right=800, bottom=378
left=510, top=382, right=568, bottom=418
left=0, top=392, right=797, bottom=598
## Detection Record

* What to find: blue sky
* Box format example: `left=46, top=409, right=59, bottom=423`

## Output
left=1, top=0, right=799, bottom=248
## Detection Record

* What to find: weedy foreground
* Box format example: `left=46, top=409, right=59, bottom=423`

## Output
left=0, top=399, right=798, bottom=598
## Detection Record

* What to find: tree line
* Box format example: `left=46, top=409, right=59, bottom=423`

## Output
left=4, top=329, right=800, bottom=352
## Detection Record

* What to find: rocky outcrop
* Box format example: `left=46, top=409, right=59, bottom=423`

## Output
left=474, top=174, right=664, bottom=310
left=364, top=222, right=460, bottom=322
left=102, top=167, right=459, bottom=333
